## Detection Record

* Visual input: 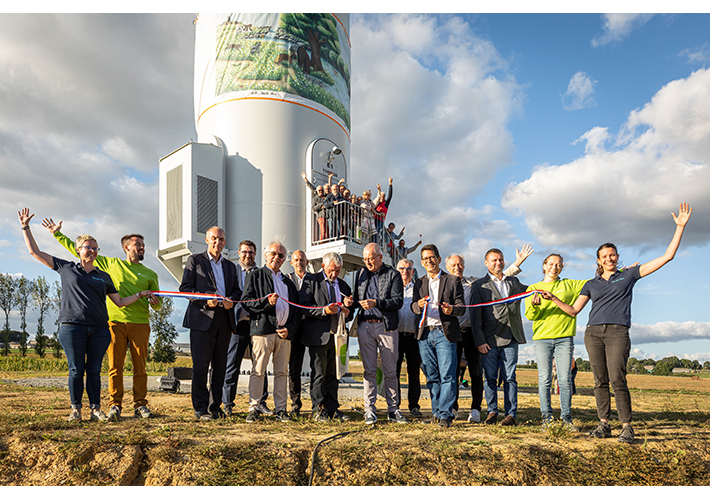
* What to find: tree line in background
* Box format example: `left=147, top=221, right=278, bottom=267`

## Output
left=0, top=273, right=61, bottom=358
left=0, top=272, right=179, bottom=364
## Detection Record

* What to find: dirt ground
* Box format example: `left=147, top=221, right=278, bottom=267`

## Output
left=1, top=373, right=710, bottom=486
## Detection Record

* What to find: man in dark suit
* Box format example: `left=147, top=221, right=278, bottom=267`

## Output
left=299, top=252, right=354, bottom=421
left=222, top=239, right=270, bottom=417
left=286, top=249, right=310, bottom=418
left=242, top=241, right=302, bottom=423
left=411, top=244, right=466, bottom=428
left=471, top=248, right=528, bottom=427
left=179, top=226, right=241, bottom=420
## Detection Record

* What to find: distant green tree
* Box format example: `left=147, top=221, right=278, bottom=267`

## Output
left=652, top=361, right=674, bottom=376
left=627, top=357, right=638, bottom=373
left=150, top=297, right=177, bottom=364
left=704, top=361, right=710, bottom=371
left=50, top=280, right=63, bottom=358
left=680, top=358, right=695, bottom=370
left=575, top=357, right=591, bottom=372
left=32, top=276, right=54, bottom=358
left=15, top=276, right=31, bottom=357
left=0, top=273, right=16, bottom=356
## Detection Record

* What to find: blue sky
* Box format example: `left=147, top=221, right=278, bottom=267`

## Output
left=1, top=10, right=709, bottom=363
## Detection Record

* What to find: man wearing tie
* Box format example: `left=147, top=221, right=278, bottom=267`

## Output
left=299, top=252, right=354, bottom=421
left=180, top=226, right=241, bottom=420
left=286, top=250, right=311, bottom=418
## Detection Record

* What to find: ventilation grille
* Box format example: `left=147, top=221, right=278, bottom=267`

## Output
left=166, top=165, right=183, bottom=242
left=196, top=175, right=218, bottom=233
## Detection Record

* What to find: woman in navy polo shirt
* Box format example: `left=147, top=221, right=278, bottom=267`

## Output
left=18, top=208, right=152, bottom=422
left=540, top=203, right=692, bottom=444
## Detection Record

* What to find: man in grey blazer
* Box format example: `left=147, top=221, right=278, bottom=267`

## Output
left=471, top=248, right=527, bottom=427
left=180, top=226, right=241, bottom=420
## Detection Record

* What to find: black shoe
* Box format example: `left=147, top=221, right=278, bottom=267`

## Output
left=289, top=409, right=300, bottom=420
left=246, top=409, right=260, bottom=423
left=224, top=406, right=233, bottom=418
left=211, top=408, right=226, bottom=419
left=617, top=425, right=635, bottom=444
left=333, top=410, right=351, bottom=422
left=439, top=419, right=452, bottom=428
left=409, top=408, right=423, bottom=418
left=589, top=421, right=612, bottom=438
left=313, top=410, right=330, bottom=422
left=275, top=410, right=291, bottom=422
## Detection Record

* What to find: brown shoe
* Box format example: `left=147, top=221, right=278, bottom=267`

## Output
left=484, top=412, right=498, bottom=425
left=499, top=415, right=517, bottom=426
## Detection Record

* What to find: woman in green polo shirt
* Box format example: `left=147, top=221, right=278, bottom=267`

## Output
left=525, top=254, right=586, bottom=430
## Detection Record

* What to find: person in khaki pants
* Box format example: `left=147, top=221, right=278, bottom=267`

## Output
left=43, top=219, right=161, bottom=420
left=241, top=241, right=301, bottom=423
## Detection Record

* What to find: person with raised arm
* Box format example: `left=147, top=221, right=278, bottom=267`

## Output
left=18, top=208, right=152, bottom=422
left=539, top=203, right=692, bottom=444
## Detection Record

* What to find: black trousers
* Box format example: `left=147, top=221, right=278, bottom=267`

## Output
left=396, top=331, right=422, bottom=411
left=308, top=337, right=339, bottom=417
left=288, top=324, right=307, bottom=412
left=190, top=308, right=232, bottom=414
left=222, top=320, right=267, bottom=408
left=453, top=326, right=483, bottom=412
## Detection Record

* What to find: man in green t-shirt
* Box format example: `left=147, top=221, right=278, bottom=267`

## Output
left=43, top=218, right=161, bottom=421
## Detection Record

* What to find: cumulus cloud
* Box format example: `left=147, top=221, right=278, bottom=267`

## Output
left=503, top=68, right=710, bottom=250
left=561, top=71, right=597, bottom=111
left=0, top=13, right=195, bottom=284
left=591, top=14, right=654, bottom=47
left=350, top=14, right=523, bottom=262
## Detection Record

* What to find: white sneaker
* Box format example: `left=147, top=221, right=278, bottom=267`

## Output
left=107, top=405, right=121, bottom=422
left=468, top=409, right=481, bottom=423
left=364, top=410, right=377, bottom=425
left=67, top=409, right=82, bottom=422
left=90, top=409, right=109, bottom=422
left=452, top=409, right=458, bottom=421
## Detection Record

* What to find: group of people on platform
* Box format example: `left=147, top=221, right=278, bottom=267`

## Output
left=17, top=202, right=693, bottom=445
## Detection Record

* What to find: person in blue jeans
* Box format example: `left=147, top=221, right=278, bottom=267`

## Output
left=471, top=249, right=528, bottom=426
left=540, top=203, right=692, bottom=444
left=524, top=254, right=587, bottom=430
left=18, top=208, right=152, bottom=422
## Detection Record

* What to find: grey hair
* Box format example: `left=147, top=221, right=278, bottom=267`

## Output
left=264, top=239, right=288, bottom=256
left=322, top=252, right=343, bottom=267
left=363, top=242, right=382, bottom=257
left=397, top=258, right=414, bottom=268
left=445, top=254, right=465, bottom=267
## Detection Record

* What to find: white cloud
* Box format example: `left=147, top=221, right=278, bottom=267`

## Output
left=0, top=13, right=195, bottom=289
left=591, top=14, right=654, bottom=47
left=503, top=68, right=710, bottom=249
left=561, top=71, right=597, bottom=111
left=680, top=42, right=710, bottom=65
left=351, top=14, right=523, bottom=263
left=629, top=321, right=710, bottom=344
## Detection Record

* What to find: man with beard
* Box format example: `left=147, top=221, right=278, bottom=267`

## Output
left=44, top=220, right=161, bottom=421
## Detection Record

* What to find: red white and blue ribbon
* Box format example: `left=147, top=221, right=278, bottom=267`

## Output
left=149, top=290, right=343, bottom=311
left=463, top=290, right=539, bottom=308
left=417, top=290, right=539, bottom=328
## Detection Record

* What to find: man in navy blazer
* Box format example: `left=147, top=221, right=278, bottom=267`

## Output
left=299, top=252, right=353, bottom=421
left=471, top=248, right=527, bottom=427
left=179, top=226, right=241, bottom=420
left=411, top=244, right=465, bottom=428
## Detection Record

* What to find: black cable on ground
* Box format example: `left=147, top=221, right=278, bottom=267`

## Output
left=308, top=427, right=371, bottom=486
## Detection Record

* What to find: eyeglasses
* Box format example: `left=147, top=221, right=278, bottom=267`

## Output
left=421, top=256, right=438, bottom=262
left=240, top=250, right=256, bottom=255
left=397, top=267, right=413, bottom=271
left=268, top=251, right=286, bottom=259
left=80, top=246, right=99, bottom=252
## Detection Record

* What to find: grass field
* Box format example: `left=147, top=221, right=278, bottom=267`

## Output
left=1, top=357, right=709, bottom=486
